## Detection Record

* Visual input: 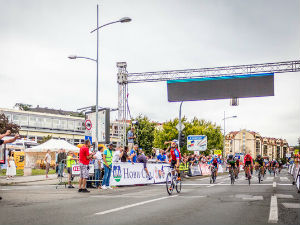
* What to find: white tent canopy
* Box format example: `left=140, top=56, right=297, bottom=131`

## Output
left=25, top=139, right=79, bottom=153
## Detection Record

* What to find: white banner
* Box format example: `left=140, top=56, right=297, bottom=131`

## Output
left=72, top=164, right=95, bottom=175
left=190, top=165, right=202, bottom=176
left=110, top=162, right=170, bottom=186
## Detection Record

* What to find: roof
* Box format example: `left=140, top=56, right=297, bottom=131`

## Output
left=25, top=139, right=79, bottom=153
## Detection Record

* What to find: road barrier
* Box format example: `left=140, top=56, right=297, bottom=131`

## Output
left=288, top=163, right=300, bottom=193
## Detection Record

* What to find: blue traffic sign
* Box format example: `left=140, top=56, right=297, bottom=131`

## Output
left=85, top=136, right=92, bottom=143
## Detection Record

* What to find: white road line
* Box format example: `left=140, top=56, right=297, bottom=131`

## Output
left=268, top=196, right=278, bottom=224
left=153, top=183, right=292, bottom=186
left=282, top=203, right=300, bottom=209
left=275, top=194, right=293, bottom=199
left=273, top=182, right=276, bottom=188
left=242, top=196, right=263, bottom=201
left=206, top=184, right=215, bottom=188
left=94, top=195, right=178, bottom=215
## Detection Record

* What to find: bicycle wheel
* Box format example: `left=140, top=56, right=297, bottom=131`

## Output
left=248, top=173, right=251, bottom=186
left=176, top=179, right=182, bottom=193
left=231, top=172, right=235, bottom=185
left=166, top=172, right=173, bottom=195
left=258, top=172, right=261, bottom=184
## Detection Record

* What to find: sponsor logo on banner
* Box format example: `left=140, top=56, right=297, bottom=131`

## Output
left=113, top=165, right=122, bottom=182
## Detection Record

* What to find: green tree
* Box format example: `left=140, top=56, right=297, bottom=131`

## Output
left=14, top=103, right=32, bottom=111
left=131, top=115, right=156, bottom=155
left=38, top=135, right=53, bottom=144
left=154, top=117, right=223, bottom=155
left=0, top=113, right=20, bottom=134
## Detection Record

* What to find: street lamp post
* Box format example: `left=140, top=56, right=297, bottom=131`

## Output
left=69, top=5, right=131, bottom=148
left=222, top=111, right=237, bottom=158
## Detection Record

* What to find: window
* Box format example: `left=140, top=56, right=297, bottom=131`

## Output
left=29, top=116, right=37, bottom=127
left=36, top=117, right=44, bottom=127
left=263, top=145, right=268, bottom=156
left=67, top=120, right=75, bottom=130
left=75, top=120, right=84, bottom=131
left=60, top=120, right=67, bottom=129
left=53, top=119, right=59, bottom=129
left=4, top=113, right=12, bottom=122
left=44, top=118, right=52, bottom=129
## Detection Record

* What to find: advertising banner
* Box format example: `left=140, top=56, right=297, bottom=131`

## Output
left=190, top=164, right=202, bottom=176
left=187, top=135, right=207, bottom=151
left=110, top=162, right=170, bottom=186
left=72, top=164, right=95, bottom=175
left=14, top=151, right=25, bottom=170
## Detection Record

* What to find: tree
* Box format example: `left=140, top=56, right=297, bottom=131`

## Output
left=38, top=135, right=52, bottom=144
left=131, top=115, right=156, bottom=155
left=14, top=103, right=32, bottom=111
left=153, top=117, right=223, bottom=155
left=0, top=113, right=20, bottom=134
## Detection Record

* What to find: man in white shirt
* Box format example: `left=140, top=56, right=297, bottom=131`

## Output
left=112, top=146, right=122, bottom=163
left=44, top=150, right=51, bottom=178
left=94, top=147, right=103, bottom=189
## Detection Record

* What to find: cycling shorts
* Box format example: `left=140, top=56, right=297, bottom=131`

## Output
left=245, top=161, right=252, bottom=166
left=170, top=159, right=177, bottom=169
left=212, top=163, right=218, bottom=168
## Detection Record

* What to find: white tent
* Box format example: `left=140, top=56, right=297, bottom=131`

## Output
left=25, top=139, right=79, bottom=153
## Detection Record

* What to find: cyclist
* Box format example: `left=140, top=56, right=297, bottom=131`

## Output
left=255, top=155, right=265, bottom=181
left=270, top=159, right=278, bottom=175
left=227, top=155, right=237, bottom=178
left=166, top=140, right=181, bottom=181
left=278, top=159, right=283, bottom=173
left=210, top=155, right=220, bottom=177
left=243, top=153, right=253, bottom=179
left=235, top=156, right=240, bottom=178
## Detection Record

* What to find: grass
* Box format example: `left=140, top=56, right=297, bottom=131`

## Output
left=0, top=169, right=56, bottom=176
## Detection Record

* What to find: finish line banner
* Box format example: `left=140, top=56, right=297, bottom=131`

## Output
left=110, top=162, right=171, bottom=186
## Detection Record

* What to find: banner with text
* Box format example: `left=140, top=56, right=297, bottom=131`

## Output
left=110, top=162, right=170, bottom=186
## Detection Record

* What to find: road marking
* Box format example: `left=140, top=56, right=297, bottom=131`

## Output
left=243, top=196, right=263, bottom=201
left=268, top=196, right=278, bottom=224
left=273, top=182, right=276, bottom=188
left=275, top=194, right=293, bottom=199
left=94, top=195, right=178, bottom=215
left=153, top=183, right=292, bottom=186
left=207, top=184, right=215, bottom=188
left=279, top=177, right=289, bottom=181
left=282, top=203, right=300, bottom=209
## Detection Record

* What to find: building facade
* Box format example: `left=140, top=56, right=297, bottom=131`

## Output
left=225, top=129, right=290, bottom=159
left=0, top=108, right=85, bottom=145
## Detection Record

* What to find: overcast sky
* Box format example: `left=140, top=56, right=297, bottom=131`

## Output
left=0, top=0, right=299, bottom=145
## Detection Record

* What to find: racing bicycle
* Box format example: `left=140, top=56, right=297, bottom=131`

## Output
left=244, top=165, right=251, bottom=185
left=166, top=168, right=182, bottom=195
left=228, top=166, right=235, bottom=185
left=210, top=165, right=217, bottom=184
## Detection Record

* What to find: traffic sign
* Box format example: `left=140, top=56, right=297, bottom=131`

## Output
left=85, top=120, right=92, bottom=130
left=85, top=136, right=92, bottom=144
left=176, top=123, right=185, bottom=131
left=187, top=135, right=207, bottom=151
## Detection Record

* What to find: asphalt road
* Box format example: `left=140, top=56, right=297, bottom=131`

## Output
left=0, top=169, right=299, bottom=225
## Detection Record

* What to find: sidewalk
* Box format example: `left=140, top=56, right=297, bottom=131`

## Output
left=0, top=174, right=58, bottom=185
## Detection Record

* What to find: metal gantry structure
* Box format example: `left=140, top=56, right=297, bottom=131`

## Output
left=117, top=60, right=300, bottom=146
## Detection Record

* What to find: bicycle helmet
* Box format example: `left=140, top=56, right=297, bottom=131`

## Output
left=257, top=155, right=261, bottom=158
left=228, top=154, right=233, bottom=159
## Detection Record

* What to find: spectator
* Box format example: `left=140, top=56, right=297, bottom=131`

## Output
left=102, top=143, right=114, bottom=190
left=128, top=144, right=138, bottom=164
left=57, top=149, right=67, bottom=177
left=112, top=146, right=121, bottom=163
left=6, top=150, right=16, bottom=180
left=66, top=151, right=77, bottom=188
left=120, top=146, right=129, bottom=162
left=44, top=149, right=51, bottom=178
left=157, top=149, right=167, bottom=163
left=137, top=149, right=152, bottom=180
left=78, top=140, right=94, bottom=193
left=0, top=130, right=19, bottom=200
left=94, top=146, right=103, bottom=189
left=127, top=127, right=135, bottom=151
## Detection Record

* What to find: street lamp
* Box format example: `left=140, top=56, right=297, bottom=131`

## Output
left=222, top=111, right=237, bottom=158
left=69, top=5, right=131, bottom=148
